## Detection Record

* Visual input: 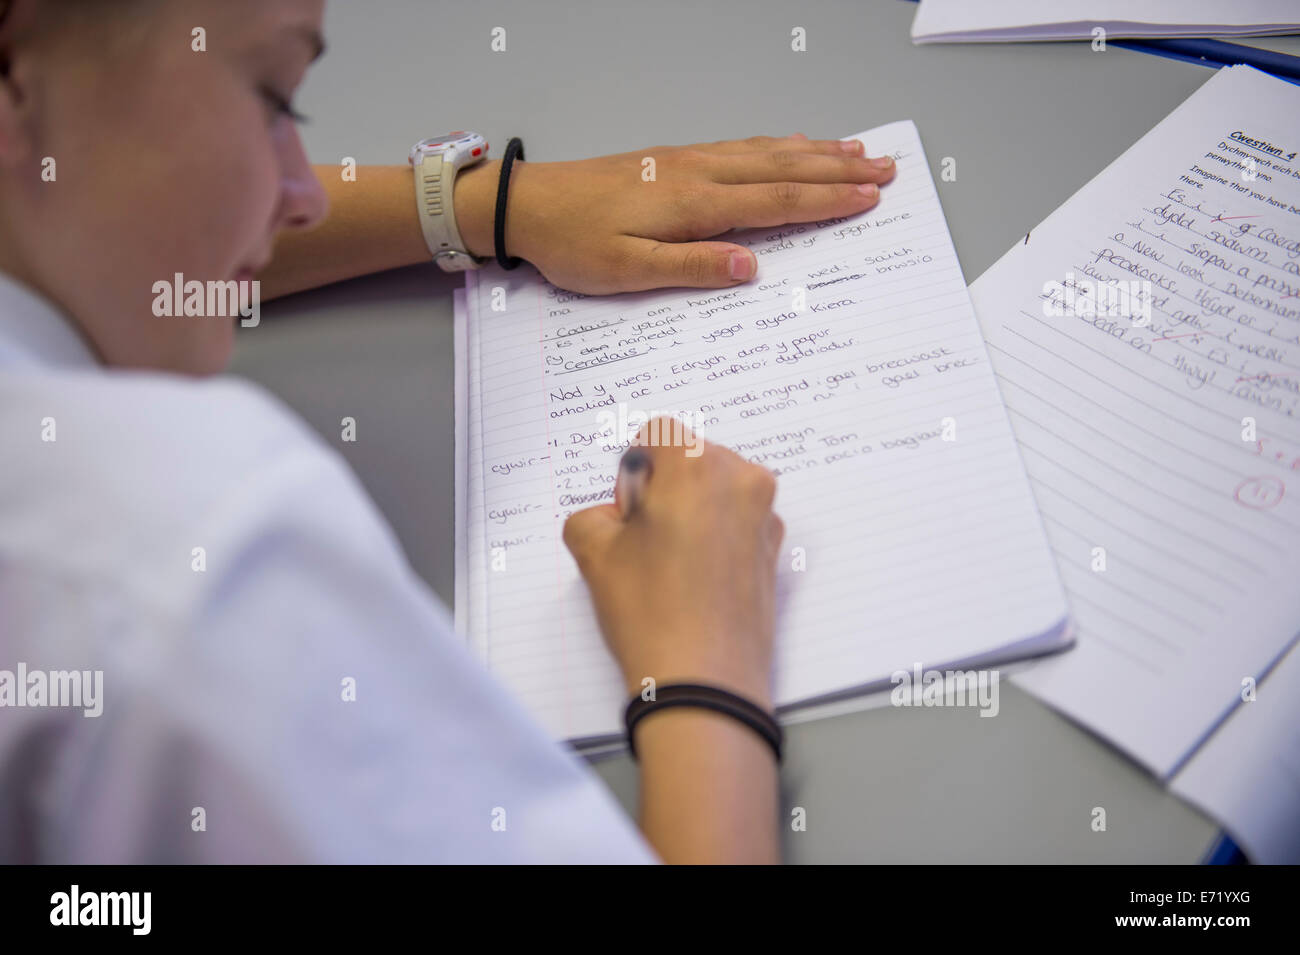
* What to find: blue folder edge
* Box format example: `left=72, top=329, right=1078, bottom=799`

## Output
left=1203, top=832, right=1249, bottom=865
left=1112, top=37, right=1300, bottom=86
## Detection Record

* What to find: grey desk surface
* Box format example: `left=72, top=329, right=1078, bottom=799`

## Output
left=230, top=0, right=1300, bottom=862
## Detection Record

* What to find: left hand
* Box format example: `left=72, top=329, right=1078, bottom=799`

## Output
left=476, top=133, right=896, bottom=295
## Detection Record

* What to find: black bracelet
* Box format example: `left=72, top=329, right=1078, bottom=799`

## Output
left=494, top=137, right=526, bottom=270
left=625, top=683, right=783, bottom=763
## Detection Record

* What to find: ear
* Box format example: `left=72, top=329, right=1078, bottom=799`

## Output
left=0, top=0, right=41, bottom=168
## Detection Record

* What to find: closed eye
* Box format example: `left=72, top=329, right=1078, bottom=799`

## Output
left=260, top=86, right=309, bottom=124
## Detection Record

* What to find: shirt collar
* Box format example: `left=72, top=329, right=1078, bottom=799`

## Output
left=0, top=270, right=101, bottom=371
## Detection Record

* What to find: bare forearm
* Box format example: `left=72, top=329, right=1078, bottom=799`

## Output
left=634, top=707, right=781, bottom=864
left=254, top=161, right=508, bottom=300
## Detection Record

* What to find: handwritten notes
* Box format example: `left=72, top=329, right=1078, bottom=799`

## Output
left=455, top=120, right=1069, bottom=745
left=971, top=66, right=1300, bottom=780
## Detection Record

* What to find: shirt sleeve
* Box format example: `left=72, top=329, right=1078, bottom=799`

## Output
left=40, top=434, right=658, bottom=864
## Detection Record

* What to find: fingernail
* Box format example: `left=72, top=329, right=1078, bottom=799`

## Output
left=871, top=155, right=894, bottom=168
left=857, top=183, right=879, bottom=198
left=730, top=250, right=754, bottom=280
left=841, top=140, right=862, bottom=154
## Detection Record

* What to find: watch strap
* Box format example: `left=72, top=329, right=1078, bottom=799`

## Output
left=412, top=149, right=486, bottom=271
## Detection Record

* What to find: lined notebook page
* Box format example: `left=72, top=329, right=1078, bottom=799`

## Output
left=971, top=66, right=1300, bottom=776
left=454, top=288, right=468, bottom=628
left=461, top=285, right=491, bottom=653
left=459, top=120, right=1069, bottom=745
left=454, top=287, right=489, bottom=643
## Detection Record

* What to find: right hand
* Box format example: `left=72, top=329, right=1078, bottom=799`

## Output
left=562, top=419, right=785, bottom=709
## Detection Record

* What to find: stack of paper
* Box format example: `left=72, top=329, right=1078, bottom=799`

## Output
left=912, top=0, right=1300, bottom=43
left=454, top=120, right=1071, bottom=749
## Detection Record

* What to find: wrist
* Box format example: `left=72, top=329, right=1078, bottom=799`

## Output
left=632, top=703, right=777, bottom=761
left=623, top=666, right=774, bottom=712
left=453, top=157, right=532, bottom=264
left=634, top=704, right=782, bottom=864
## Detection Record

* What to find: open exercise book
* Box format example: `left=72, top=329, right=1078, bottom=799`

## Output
left=970, top=65, right=1300, bottom=862
left=454, top=120, right=1071, bottom=749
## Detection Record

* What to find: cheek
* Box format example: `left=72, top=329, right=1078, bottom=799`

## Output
left=87, top=99, right=281, bottom=284
left=138, top=117, right=275, bottom=373
left=140, top=66, right=283, bottom=276
left=200, top=127, right=283, bottom=272
left=29, top=47, right=282, bottom=375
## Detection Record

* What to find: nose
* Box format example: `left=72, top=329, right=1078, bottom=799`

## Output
left=275, top=124, right=329, bottom=232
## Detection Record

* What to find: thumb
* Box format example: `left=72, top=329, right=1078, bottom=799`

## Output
left=623, top=237, right=755, bottom=290
left=562, top=503, right=621, bottom=570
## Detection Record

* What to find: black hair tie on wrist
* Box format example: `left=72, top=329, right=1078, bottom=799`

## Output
left=494, top=137, right=526, bottom=270
left=624, top=683, right=783, bottom=763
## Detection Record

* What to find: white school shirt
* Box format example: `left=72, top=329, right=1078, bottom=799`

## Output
left=0, top=272, right=656, bottom=863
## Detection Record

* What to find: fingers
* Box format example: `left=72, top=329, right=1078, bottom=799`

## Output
left=614, top=446, right=653, bottom=516
left=702, top=149, right=895, bottom=187
left=703, top=179, right=886, bottom=234
left=594, top=135, right=898, bottom=294
left=562, top=502, right=620, bottom=569
left=623, top=415, right=766, bottom=499
left=624, top=416, right=704, bottom=486
left=613, top=237, right=757, bottom=291
left=627, top=416, right=777, bottom=507
left=769, top=513, right=785, bottom=545
left=678, top=135, right=896, bottom=225
left=736, top=455, right=778, bottom=511
left=568, top=417, right=782, bottom=572
left=693, top=133, right=869, bottom=158
left=767, top=512, right=786, bottom=562
left=613, top=168, right=883, bottom=289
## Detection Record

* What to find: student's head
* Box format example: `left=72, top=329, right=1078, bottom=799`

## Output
left=0, top=0, right=328, bottom=374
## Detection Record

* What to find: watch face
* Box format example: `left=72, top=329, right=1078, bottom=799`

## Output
left=410, top=132, right=486, bottom=164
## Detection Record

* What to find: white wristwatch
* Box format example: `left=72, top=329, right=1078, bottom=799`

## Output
left=408, top=131, right=490, bottom=272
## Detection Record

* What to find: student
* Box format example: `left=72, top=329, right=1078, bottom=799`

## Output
left=0, top=0, right=895, bottom=863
